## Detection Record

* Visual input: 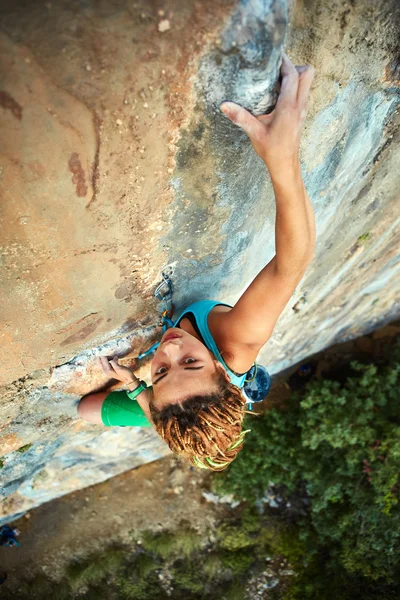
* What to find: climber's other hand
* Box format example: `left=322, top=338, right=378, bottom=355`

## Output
left=96, top=355, right=136, bottom=385
left=220, top=53, right=315, bottom=172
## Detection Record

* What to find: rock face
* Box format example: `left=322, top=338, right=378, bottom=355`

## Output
left=0, top=0, right=399, bottom=523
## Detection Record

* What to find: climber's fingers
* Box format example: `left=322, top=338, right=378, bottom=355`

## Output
left=275, top=53, right=299, bottom=109
left=220, top=101, right=265, bottom=142
left=109, top=356, right=126, bottom=376
left=109, top=357, right=137, bottom=384
left=248, top=58, right=314, bottom=125
left=296, top=65, right=315, bottom=111
left=96, top=355, right=134, bottom=384
left=96, top=355, right=114, bottom=377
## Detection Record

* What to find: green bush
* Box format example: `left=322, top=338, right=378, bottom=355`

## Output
left=116, top=570, right=164, bottom=600
left=80, top=586, right=108, bottom=600
left=140, top=529, right=175, bottom=558
left=215, top=522, right=258, bottom=551
left=222, top=580, right=246, bottom=600
left=256, top=521, right=307, bottom=566
left=201, top=552, right=225, bottom=580
left=170, top=559, right=205, bottom=594
left=133, top=552, right=160, bottom=579
left=140, top=527, right=203, bottom=559
left=212, top=340, right=400, bottom=588
left=220, top=549, right=254, bottom=576
left=17, top=574, right=70, bottom=600
left=66, top=547, right=128, bottom=590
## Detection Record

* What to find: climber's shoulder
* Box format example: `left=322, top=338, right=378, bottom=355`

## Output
left=212, top=256, right=309, bottom=352
left=206, top=306, right=255, bottom=371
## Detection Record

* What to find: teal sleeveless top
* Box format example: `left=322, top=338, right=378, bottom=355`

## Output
left=173, top=300, right=247, bottom=389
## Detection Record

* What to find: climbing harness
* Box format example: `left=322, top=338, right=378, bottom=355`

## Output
left=154, top=273, right=175, bottom=327
left=137, top=272, right=175, bottom=360
left=136, top=273, right=272, bottom=410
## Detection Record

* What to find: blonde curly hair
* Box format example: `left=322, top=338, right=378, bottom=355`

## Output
left=148, top=365, right=260, bottom=471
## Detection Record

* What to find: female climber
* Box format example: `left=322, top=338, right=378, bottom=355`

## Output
left=78, top=53, right=316, bottom=471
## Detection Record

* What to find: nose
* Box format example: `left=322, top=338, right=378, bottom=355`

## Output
left=161, top=338, right=183, bottom=348
left=160, top=339, right=182, bottom=357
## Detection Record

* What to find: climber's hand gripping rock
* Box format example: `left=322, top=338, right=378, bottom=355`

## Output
left=220, top=53, right=315, bottom=173
left=95, top=355, right=137, bottom=386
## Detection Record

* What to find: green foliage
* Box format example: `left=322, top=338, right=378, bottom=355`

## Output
left=357, top=232, right=371, bottom=244
left=222, top=580, right=246, bottom=600
left=140, top=526, right=203, bottom=559
left=282, top=557, right=400, bottom=600
left=212, top=341, right=400, bottom=588
left=201, top=552, right=225, bottom=580
left=215, top=522, right=258, bottom=551
left=18, top=574, right=72, bottom=600
left=116, top=570, right=164, bottom=600
left=256, top=521, right=307, bottom=566
left=133, top=552, right=160, bottom=579
left=16, top=443, right=33, bottom=453
left=212, top=507, right=281, bottom=579
left=140, top=529, right=174, bottom=557
left=220, top=549, right=254, bottom=576
left=170, top=559, right=205, bottom=594
left=79, top=586, right=107, bottom=600
left=172, top=527, right=204, bottom=558
left=0, top=458, right=4, bottom=468
left=239, top=505, right=262, bottom=533
left=66, top=547, right=128, bottom=590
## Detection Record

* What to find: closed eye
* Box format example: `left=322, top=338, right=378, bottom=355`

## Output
left=153, top=362, right=204, bottom=385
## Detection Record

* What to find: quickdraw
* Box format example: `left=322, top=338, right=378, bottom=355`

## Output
left=244, top=363, right=257, bottom=411
left=137, top=272, right=175, bottom=360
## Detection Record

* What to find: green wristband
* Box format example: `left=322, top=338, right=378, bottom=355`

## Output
left=126, top=380, right=148, bottom=400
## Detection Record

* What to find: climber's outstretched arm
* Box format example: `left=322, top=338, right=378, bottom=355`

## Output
left=219, top=53, right=316, bottom=352
left=221, top=162, right=314, bottom=351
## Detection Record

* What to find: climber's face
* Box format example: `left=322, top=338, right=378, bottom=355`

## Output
left=150, top=329, right=221, bottom=407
